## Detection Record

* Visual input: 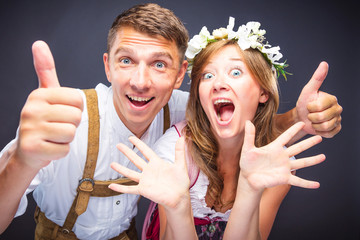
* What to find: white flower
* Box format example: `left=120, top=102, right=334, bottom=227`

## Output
left=246, top=22, right=261, bottom=34
left=198, top=26, right=211, bottom=43
left=185, top=16, right=288, bottom=79
left=235, top=25, right=253, bottom=50
left=185, top=26, right=210, bottom=59
left=212, top=28, right=228, bottom=39
left=227, top=17, right=235, bottom=31
left=262, top=45, right=283, bottom=64
left=258, top=29, right=266, bottom=36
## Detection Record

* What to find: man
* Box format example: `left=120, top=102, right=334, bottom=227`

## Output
left=0, top=3, right=342, bottom=239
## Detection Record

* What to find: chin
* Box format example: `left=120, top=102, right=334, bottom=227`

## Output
left=215, top=129, right=238, bottom=140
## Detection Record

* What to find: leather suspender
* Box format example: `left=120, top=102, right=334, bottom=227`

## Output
left=163, top=103, right=170, bottom=134
left=61, top=89, right=102, bottom=233
left=75, top=89, right=100, bottom=215
left=60, top=89, right=171, bottom=235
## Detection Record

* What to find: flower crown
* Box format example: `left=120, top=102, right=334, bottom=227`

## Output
left=185, top=17, right=291, bottom=80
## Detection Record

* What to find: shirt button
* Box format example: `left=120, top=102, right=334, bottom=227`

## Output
left=116, top=200, right=121, bottom=205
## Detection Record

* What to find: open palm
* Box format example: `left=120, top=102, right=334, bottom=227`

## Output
left=109, top=136, right=190, bottom=209
left=240, top=121, right=325, bottom=191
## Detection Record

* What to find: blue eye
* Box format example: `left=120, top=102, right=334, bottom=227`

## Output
left=155, top=62, right=165, bottom=69
left=120, top=58, right=131, bottom=64
left=203, top=73, right=214, bottom=79
left=231, top=69, right=241, bottom=77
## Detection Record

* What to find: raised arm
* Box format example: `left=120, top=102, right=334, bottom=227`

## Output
left=275, top=62, right=342, bottom=143
left=224, top=121, right=325, bottom=240
left=109, top=136, right=197, bottom=240
left=0, top=41, right=83, bottom=233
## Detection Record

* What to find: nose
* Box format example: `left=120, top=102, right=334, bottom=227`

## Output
left=130, top=62, right=151, bottom=91
left=213, top=75, right=228, bottom=92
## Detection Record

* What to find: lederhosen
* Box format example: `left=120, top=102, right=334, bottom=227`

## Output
left=34, top=89, right=171, bottom=240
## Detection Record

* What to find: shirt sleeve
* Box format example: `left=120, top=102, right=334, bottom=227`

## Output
left=152, top=126, right=180, bottom=164
left=0, top=132, right=50, bottom=217
left=168, top=90, right=189, bottom=125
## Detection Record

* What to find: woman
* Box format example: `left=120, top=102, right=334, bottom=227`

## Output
left=109, top=17, right=325, bottom=239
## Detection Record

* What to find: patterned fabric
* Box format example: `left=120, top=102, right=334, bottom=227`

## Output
left=195, top=220, right=227, bottom=240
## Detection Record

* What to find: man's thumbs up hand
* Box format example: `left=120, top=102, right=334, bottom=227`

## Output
left=14, top=41, right=84, bottom=170
left=32, top=41, right=61, bottom=88
left=295, top=62, right=342, bottom=138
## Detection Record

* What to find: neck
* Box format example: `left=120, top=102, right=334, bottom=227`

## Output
left=216, top=136, right=243, bottom=171
left=119, top=117, right=151, bottom=139
left=216, top=150, right=241, bottom=182
left=129, top=123, right=150, bottom=139
left=209, top=147, right=241, bottom=213
left=114, top=106, right=152, bottom=139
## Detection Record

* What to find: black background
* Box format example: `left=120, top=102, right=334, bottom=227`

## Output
left=0, top=0, right=358, bottom=239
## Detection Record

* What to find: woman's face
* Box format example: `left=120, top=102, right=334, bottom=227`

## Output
left=199, top=45, right=268, bottom=141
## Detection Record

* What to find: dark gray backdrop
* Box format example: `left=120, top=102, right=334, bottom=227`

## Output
left=0, top=0, right=358, bottom=239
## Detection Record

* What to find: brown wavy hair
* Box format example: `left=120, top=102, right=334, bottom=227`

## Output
left=185, top=39, right=280, bottom=208
left=107, top=3, right=188, bottom=61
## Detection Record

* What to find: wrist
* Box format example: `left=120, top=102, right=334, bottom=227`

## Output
left=163, top=192, right=196, bottom=239
left=10, top=152, right=42, bottom=174
left=237, top=173, right=264, bottom=197
left=12, top=147, right=45, bottom=173
left=275, top=108, right=298, bottom=133
left=164, top=191, right=191, bottom=214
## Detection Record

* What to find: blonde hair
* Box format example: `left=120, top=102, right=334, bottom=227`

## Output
left=185, top=39, right=280, bottom=208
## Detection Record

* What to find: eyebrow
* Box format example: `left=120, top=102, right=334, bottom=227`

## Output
left=230, top=57, right=243, bottom=61
left=113, top=47, right=174, bottom=63
left=207, top=57, right=243, bottom=65
left=152, top=52, right=174, bottom=62
left=113, top=46, right=135, bottom=57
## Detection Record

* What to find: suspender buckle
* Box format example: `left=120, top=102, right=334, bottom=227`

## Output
left=78, top=178, right=95, bottom=192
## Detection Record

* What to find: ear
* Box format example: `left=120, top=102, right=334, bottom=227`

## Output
left=103, top=53, right=111, bottom=83
left=259, top=89, right=269, bottom=103
left=174, top=60, right=188, bottom=89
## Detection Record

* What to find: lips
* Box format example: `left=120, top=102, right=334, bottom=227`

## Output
left=214, top=98, right=235, bottom=122
left=127, top=95, right=154, bottom=107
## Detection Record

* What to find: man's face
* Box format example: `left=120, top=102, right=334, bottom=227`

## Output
left=104, top=26, right=187, bottom=137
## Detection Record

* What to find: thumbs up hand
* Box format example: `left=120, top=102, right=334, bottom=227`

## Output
left=295, top=62, right=342, bottom=139
left=14, top=41, right=84, bottom=170
left=32, top=41, right=61, bottom=88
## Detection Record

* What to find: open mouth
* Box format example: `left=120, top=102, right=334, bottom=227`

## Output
left=214, top=99, right=235, bottom=122
left=127, top=95, right=154, bottom=107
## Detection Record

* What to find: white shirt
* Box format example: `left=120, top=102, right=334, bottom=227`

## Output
left=1, top=83, right=188, bottom=240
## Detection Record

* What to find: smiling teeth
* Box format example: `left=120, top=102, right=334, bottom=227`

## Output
left=214, top=99, right=232, bottom=105
left=128, top=96, right=151, bottom=102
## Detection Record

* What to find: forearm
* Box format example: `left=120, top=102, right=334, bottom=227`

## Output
left=162, top=195, right=197, bottom=240
left=259, top=185, right=291, bottom=239
left=275, top=108, right=306, bottom=144
left=223, top=175, right=262, bottom=240
left=0, top=146, right=39, bottom=233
